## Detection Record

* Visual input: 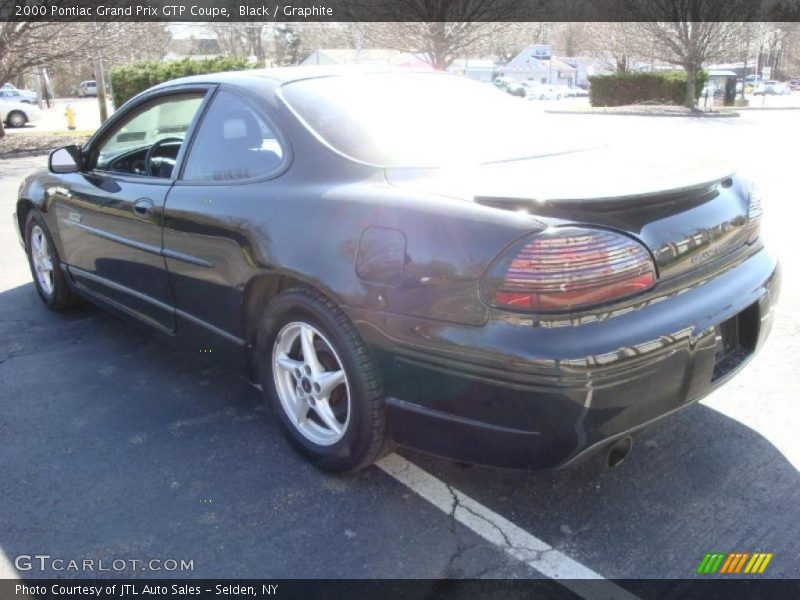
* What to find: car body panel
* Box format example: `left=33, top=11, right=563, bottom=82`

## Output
left=1, top=100, right=41, bottom=125
left=14, top=67, right=780, bottom=469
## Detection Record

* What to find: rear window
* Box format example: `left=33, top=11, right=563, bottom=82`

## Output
left=281, top=72, right=584, bottom=168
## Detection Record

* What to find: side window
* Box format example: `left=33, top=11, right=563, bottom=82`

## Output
left=182, top=90, right=284, bottom=182
left=94, top=94, right=204, bottom=177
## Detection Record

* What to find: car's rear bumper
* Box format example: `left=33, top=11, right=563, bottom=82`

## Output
left=347, top=247, right=780, bottom=470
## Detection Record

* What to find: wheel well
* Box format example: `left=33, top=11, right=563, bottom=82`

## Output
left=241, top=273, right=306, bottom=346
left=16, top=199, right=35, bottom=246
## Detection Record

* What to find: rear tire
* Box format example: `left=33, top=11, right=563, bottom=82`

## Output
left=25, top=212, right=80, bottom=311
left=256, top=287, right=389, bottom=472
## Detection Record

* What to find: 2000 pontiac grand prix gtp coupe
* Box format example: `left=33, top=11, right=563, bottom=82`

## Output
left=14, top=68, right=779, bottom=472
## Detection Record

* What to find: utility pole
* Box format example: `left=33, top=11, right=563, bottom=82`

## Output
left=32, top=66, right=44, bottom=110
left=92, top=22, right=109, bottom=123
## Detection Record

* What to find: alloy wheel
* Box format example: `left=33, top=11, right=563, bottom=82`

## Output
left=272, top=321, right=351, bottom=446
left=30, top=225, right=54, bottom=296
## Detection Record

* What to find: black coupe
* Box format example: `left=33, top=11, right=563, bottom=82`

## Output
left=14, top=68, right=779, bottom=471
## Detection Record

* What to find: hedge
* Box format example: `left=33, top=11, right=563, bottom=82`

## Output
left=588, top=70, right=708, bottom=107
left=109, top=57, right=255, bottom=107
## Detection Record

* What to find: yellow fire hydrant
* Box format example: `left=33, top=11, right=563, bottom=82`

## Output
left=64, top=104, right=76, bottom=130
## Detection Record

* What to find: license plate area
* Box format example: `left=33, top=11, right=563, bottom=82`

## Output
left=712, top=302, right=759, bottom=381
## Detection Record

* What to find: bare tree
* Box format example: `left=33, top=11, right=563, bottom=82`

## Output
left=480, top=22, right=549, bottom=64
left=209, top=24, right=251, bottom=59
left=0, top=1, right=97, bottom=136
left=620, top=0, right=757, bottom=108
left=757, top=22, right=800, bottom=79
left=583, top=23, right=647, bottom=73
left=356, top=1, right=527, bottom=69
left=551, top=22, right=590, bottom=56
left=208, top=23, right=268, bottom=63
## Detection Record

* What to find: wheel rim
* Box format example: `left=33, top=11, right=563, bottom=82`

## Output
left=10, top=113, right=24, bottom=127
left=272, top=321, right=351, bottom=446
left=30, top=225, right=54, bottom=296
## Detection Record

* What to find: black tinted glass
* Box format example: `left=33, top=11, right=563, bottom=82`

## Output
left=183, top=90, right=284, bottom=182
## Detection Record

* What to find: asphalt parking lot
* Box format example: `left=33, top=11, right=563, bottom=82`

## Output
left=1, top=110, right=799, bottom=590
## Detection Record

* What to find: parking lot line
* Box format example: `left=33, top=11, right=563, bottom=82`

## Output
left=378, top=453, right=638, bottom=599
left=0, top=548, right=18, bottom=579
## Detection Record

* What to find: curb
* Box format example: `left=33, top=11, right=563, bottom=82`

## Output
left=545, top=109, right=740, bottom=118
left=734, top=105, right=800, bottom=111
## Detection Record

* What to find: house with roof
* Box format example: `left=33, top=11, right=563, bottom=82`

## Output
left=502, top=45, right=577, bottom=86
left=448, top=58, right=497, bottom=82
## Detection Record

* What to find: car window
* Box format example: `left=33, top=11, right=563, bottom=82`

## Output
left=281, top=72, right=588, bottom=168
left=182, top=90, right=284, bottom=182
left=94, top=94, right=204, bottom=173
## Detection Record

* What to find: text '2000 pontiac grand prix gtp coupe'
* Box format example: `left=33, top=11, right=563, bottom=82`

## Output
left=14, top=68, right=779, bottom=471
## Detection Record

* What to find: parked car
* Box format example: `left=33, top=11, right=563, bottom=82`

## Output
left=504, top=79, right=526, bottom=97
left=745, top=74, right=764, bottom=87
left=14, top=68, right=778, bottom=472
left=753, top=80, right=788, bottom=95
left=527, top=83, right=563, bottom=100
left=0, top=99, right=41, bottom=127
left=570, top=86, right=589, bottom=97
left=78, top=80, right=97, bottom=97
left=1, top=83, right=37, bottom=104
left=788, top=79, right=800, bottom=92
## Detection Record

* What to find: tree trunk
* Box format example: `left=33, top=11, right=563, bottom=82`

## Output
left=685, top=64, right=697, bottom=109
left=0, top=119, right=5, bottom=139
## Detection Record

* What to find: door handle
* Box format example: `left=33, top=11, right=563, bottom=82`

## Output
left=133, top=198, right=154, bottom=219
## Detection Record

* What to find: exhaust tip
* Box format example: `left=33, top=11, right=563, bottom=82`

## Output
left=606, top=436, right=633, bottom=469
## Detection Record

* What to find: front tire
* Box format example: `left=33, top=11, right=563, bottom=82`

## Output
left=25, top=212, right=80, bottom=311
left=7, top=111, right=26, bottom=128
left=256, top=287, right=389, bottom=472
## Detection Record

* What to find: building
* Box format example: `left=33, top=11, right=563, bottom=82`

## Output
left=447, top=58, right=496, bottom=83
left=707, top=61, right=758, bottom=79
left=560, top=57, right=613, bottom=87
left=503, top=45, right=577, bottom=86
left=301, top=49, right=433, bottom=69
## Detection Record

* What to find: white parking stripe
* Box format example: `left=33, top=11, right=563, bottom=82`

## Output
left=378, top=454, right=638, bottom=600
left=0, top=547, right=18, bottom=579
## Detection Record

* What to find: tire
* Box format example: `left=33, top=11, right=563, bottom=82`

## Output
left=7, top=111, right=26, bottom=128
left=24, top=211, right=80, bottom=311
left=256, top=286, right=389, bottom=472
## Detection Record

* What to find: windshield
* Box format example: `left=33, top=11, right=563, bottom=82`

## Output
left=281, top=72, right=586, bottom=168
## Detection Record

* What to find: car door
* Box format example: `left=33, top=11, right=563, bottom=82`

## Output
left=160, top=87, right=290, bottom=371
left=53, top=87, right=211, bottom=333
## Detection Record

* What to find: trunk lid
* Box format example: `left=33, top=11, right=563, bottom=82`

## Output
left=385, top=145, right=752, bottom=281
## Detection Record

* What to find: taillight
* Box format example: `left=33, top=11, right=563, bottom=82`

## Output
left=483, top=227, right=656, bottom=312
left=746, top=181, right=762, bottom=244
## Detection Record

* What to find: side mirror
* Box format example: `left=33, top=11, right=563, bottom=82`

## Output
left=49, top=145, right=83, bottom=174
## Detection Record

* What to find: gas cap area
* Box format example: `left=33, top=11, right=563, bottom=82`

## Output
left=356, top=227, right=407, bottom=286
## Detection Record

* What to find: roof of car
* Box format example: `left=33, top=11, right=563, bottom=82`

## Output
left=149, top=65, right=445, bottom=93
